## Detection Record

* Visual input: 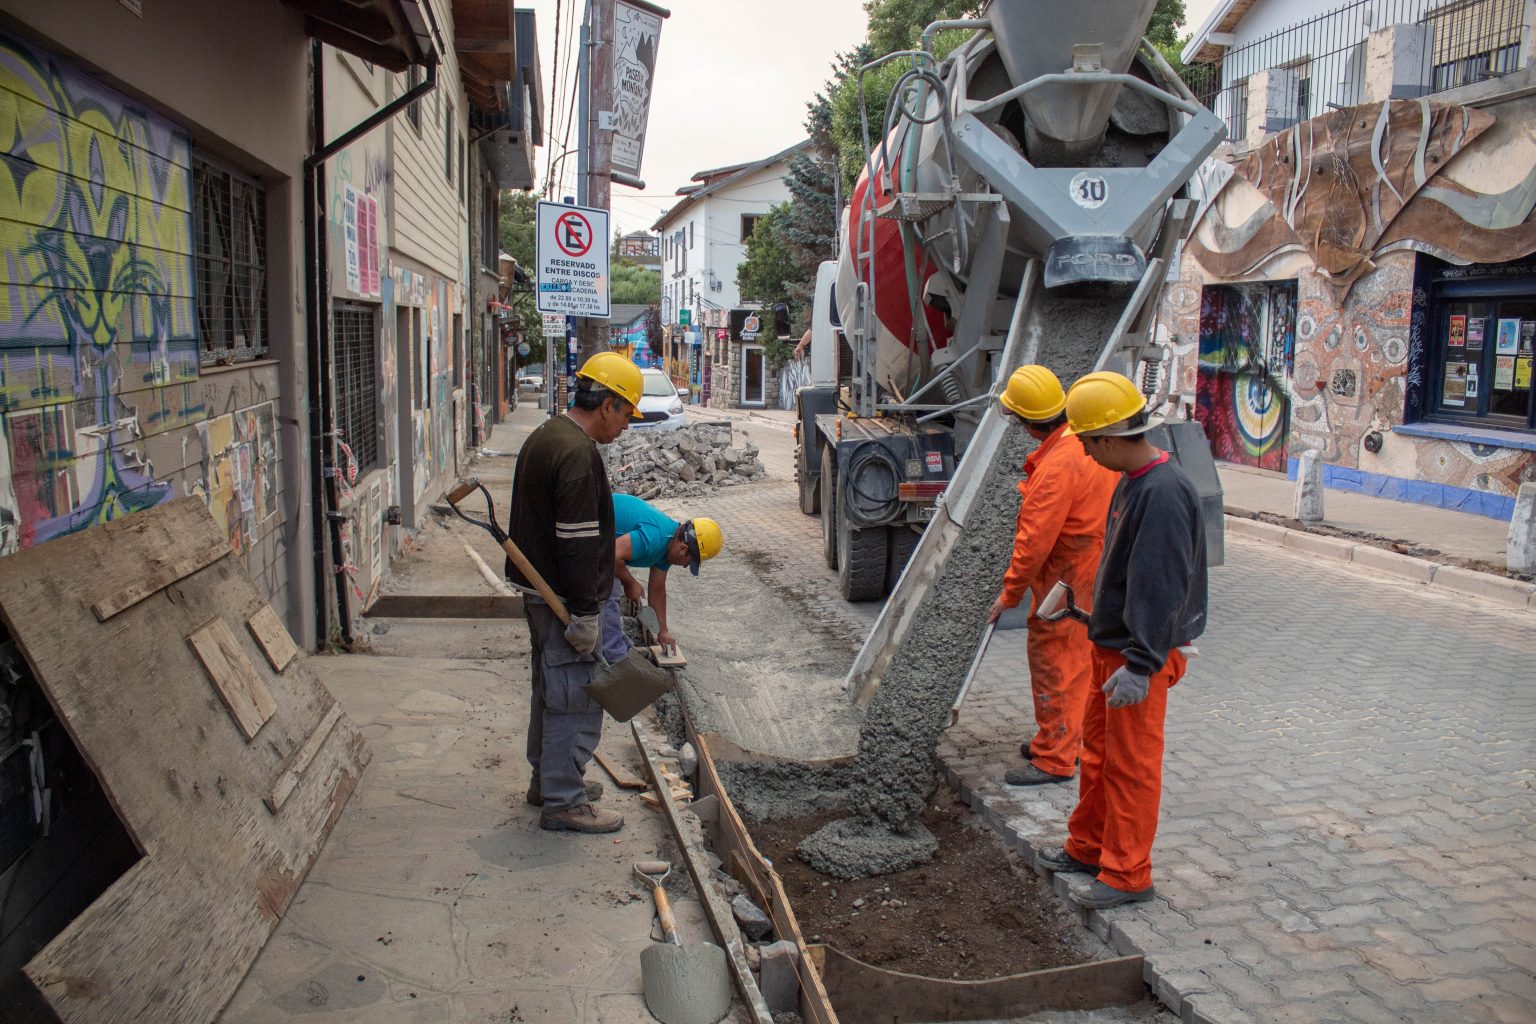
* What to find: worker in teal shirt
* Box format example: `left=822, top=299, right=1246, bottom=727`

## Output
left=601, top=493, right=723, bottom=663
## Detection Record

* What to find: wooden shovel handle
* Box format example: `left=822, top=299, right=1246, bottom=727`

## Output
left=651, top=885, right=680, bottom=944
left=498, top=535, right=572, bottom=625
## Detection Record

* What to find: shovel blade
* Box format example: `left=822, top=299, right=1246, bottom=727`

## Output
left=640, top=943, right=732, bottom=1024
left=584, top=649, right=674, bottom=723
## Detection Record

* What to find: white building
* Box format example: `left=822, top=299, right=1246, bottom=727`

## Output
left=652, top=141, right=809, bottom=407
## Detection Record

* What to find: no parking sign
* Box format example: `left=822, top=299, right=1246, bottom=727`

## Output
left=536, top=200, right=611, bottom=317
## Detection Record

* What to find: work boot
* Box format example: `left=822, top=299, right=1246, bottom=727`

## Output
left=525, top=776, right=604, bottom=807
left=1004, top=764, right=1073, bottom=786
left=1036, top=846, right=1099, bottom=874
left=1070, top=879, right=1155, bottom=910
left=540, top=803, right=624, bottom=834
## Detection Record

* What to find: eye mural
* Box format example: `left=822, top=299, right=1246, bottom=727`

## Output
left=0, top=33, right=199, bottom=554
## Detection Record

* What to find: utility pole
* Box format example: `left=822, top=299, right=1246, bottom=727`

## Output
left=574, top=0, right=614, bottom=368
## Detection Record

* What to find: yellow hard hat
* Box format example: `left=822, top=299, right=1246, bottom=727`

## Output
left=576, top=351, right=644, bottom=417
left=682, top=517, right=722, bottom=575
left=999, top=364, right=1067, bottom=422
left=1065, top=371, right=1153, bottom=437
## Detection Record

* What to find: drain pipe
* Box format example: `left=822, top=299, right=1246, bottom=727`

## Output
left=304, top=40, right=439, bottom=648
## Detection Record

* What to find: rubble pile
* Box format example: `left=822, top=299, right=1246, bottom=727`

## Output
left=604, top=422, right=767, bottom=500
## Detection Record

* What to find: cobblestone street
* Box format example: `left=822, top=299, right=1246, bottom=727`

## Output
left=689, top=410, right=1536, bottom=1024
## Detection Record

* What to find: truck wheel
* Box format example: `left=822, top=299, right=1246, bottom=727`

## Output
left=820, top=444, right=839, bottom=570
left=797, top=441, right=819, bottom=516
left=885, top=524, right=920, bottom=595
left=838, top=511, right=889, bottom=602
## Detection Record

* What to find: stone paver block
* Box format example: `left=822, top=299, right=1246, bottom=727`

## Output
left=1348, top=543, right=1441, bottom=583
left=1430, top=564, right=1536, bottom=610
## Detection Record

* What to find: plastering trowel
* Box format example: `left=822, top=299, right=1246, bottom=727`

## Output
left=636, top=606, right=687, bottom=668
left=951, top=602, right=1032, bottom=725
left=444, top=478, right=674, bottom=720
left=633, top=860, right=732, bottom=1024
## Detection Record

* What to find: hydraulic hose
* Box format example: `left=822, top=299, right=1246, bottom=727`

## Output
left=843, top=440, right=903, bottom=527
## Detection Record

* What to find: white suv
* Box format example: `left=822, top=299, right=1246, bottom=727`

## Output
left=633, top=367, right=688, bottom=430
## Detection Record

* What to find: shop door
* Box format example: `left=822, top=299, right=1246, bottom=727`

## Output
left=742, top=345, right=765, bottom=405
left=1195, top=282, right=1297, bottom=472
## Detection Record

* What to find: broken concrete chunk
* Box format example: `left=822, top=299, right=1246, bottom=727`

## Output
left=730, top=894, right=773, bottom=941
left=758, top=940, right=800, bottom=1014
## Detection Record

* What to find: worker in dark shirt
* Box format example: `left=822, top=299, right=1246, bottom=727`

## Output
left=507, top=352, right=643, bottom=835
left=1036, top=370, right=1208, bottom=910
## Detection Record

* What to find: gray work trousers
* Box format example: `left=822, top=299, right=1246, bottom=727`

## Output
left=525, top=601, right=604, bottom=810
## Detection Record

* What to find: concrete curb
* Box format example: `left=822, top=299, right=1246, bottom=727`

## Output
left=937, top=763, right=1231, bottom=1024
left=1223, top=514, right=1536, bottom=614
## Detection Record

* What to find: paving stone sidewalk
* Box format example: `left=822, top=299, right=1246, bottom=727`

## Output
left=943, top=536, right=1536, bottom=1024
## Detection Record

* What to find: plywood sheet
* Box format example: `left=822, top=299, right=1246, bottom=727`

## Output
left=0, top=497, right=369, bottom=1024
left=189, top=618, right=278, bottom=739
left=247, top=604, right=298, bottom=673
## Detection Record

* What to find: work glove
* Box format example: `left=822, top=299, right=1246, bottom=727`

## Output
left=564, top=614, right=601, bottom=658
left=1102, top=666, right=1151, bottom=708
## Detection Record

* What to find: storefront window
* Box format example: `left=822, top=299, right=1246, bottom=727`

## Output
left=1432, top=287, right=1536, bottom=430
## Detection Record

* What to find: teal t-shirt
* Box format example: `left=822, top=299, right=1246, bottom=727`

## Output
left=613, top=493, right=679, bottom=572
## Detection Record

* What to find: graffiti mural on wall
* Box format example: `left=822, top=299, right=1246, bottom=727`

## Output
left=0, top=33, right=199, bottom=555
left=194, top=401, right=277, bottom=553
left=1196, top=282, right=1297, bottom=472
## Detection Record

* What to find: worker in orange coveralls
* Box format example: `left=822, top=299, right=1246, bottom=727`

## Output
left=1036, top=371, right=1208, bottom=911
left=987, top=365, right=1119, bottom=787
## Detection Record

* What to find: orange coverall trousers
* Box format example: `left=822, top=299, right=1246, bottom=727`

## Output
left=1064, top=645, right=1188, bottom=893
left=1022, top=542, right=1100, bottom=777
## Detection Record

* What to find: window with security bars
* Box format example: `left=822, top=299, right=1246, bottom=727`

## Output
left=333, top=302, right=381, bottom=472
left=194, top=156, right=268, bottom=364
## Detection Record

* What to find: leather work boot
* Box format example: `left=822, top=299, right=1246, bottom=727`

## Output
left=1070, top=879, right=1155, bottom=910
left=1004, top=763, right=1073, bottom=786
left=540, top=803, right=624, bottom=834
left=1036, top=846, right=1099, bottom=874
left=525, top=776, right=604, bottom=807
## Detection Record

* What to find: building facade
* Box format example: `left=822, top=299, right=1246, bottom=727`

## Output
left=654, top=141, right=807, bottom=408
left=1159, top=0, right=1536, bottom=519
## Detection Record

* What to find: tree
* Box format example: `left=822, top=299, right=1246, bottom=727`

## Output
left=498, top=190, right=544, bottom=367
left=865, top=0, right=979, bottom=57
left=737, top=204, right=797, bottom=308
left=610, top=262, right=661, bottom=304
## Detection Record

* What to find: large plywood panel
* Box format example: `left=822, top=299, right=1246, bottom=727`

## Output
left=0, top=497, right=369, bottom=1024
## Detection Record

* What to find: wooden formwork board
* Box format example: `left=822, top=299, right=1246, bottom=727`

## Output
left=0, top=498, right=369, bottom=1024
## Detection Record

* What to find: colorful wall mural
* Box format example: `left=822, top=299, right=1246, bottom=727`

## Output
left=0, top=32, right=199, bottom=553
left=0, top=33, right=288, bottom=594
left=1196, top=281, right=1296, bottom=473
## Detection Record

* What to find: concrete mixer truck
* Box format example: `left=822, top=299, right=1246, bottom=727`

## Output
left=794, top=0, right=1229, bottom=608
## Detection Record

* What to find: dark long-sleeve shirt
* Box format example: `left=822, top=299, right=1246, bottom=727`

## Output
left=1088, top=453, right=1208, bottom=676
left=506, top=414, right=614, bottom=617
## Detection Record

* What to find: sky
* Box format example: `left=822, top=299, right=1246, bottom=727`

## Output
left=521, top=0, right=1228, bottom=237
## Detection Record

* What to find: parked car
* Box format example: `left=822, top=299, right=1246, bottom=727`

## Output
left=633, top=367, right=688, bottom=430
left=517, top=370, right=544, bottom=391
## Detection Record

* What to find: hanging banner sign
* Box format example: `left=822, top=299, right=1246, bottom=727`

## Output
left=536, top=200, right=611, bottom=317
left=612, top=0, right=667, bottom=178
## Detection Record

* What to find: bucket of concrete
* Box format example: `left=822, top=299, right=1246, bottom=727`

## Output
left=633, top=860, right=733, bottom=1024
left=443, top=479, right=674, bottom=720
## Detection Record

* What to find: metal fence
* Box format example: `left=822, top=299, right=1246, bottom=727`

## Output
left=1187, top=0, right=1530, bottom=142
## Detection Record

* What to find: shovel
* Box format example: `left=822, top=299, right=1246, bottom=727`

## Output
left=633, top=860, right=732, bottom=1024
left=445, top=478, right=674, bottom=721
left=951, top=602, right=1032, bottom=725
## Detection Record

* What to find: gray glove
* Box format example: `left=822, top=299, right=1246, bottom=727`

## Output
left=564, top=614, right=601, bottom=658
left=1102, top=666, right=1151, bottom=708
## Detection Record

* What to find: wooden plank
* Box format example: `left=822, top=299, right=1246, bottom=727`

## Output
left=813, top=945, right=1146, bottom=1023
left=266, top=703, right=343, bottom=813
left=632, top=722, right=774, bottom=1024
left=0, top=497, right=368, bottom=1024
left=90, top=532, right=230, bottom=621
left=246, top=604, right=299, bottom=673
left=593, top=747, right=647, bottom=790
left=187, top=618, right=278, bottom=740
left=690, top=725, right=840, bottom=1024
left=646, top=643, right=688, bottom=668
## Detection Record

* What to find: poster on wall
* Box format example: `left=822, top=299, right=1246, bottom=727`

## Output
left=1496, top=317, right=1521, bottom=355
left=1467, top=317, right=1486, bottom=351
left=1516, top=357, right=1533, bottom=389
left=1521, top=321, right=1535, bottom=356
left=1495, top=356, right=1516, bottom=390
left=342, top=185, right=360, bottom=294
left=1443, top=361, right=1468, bottom=404
left=1448, top=315, right=1466, bottom=347
left=1467, top=364, right=1480, bottom=399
